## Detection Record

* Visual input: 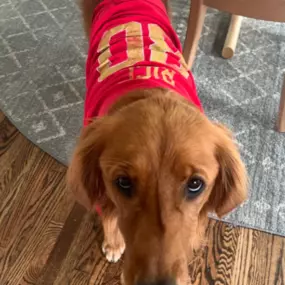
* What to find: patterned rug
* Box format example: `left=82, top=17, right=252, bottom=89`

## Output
left=0, top=0, right=285, bottom=236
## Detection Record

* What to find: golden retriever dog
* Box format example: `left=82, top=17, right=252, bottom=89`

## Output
left=67, top=0, right=248, bottom=284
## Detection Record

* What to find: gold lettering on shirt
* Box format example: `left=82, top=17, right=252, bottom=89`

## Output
left=148, top=24, right=189, bottom=79
left=97, top=22, right=144, bottom=81
left=161, top=68, right=175, bottom=86
left=136, top=66, right=152, bottom=79
left=97, top=22, right=189, bottom=82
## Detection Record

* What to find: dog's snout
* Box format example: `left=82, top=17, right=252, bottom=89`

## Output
left=136, top=279, right=176, bottom=285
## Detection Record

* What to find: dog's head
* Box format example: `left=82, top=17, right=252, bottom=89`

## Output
left=67, top=90, right=247, bottom=285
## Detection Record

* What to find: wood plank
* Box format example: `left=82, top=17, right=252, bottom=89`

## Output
left=0, top=113, right=75, bottom=285
left=188, top=221, right=241, bottom=284
left=0, top=113, right=18, bottom=157
left=231, top=229, right=285, bottom=285
left=53, top=214, right=108, bottom=285
left=37, top=203, right=86, bottom=285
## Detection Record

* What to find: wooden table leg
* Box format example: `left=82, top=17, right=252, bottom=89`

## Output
left=183, top=0, right=207, bottom=70
left=222, top=15, right=243, bottom=59
left=277, top=75, right=285, bottom=132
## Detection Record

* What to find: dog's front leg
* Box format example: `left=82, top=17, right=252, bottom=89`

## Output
left=101, top=211, right=125, bottom=263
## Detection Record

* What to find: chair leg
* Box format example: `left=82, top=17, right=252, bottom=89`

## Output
left=222, top=15, right=243, bottom=59
left=183, top=0, right=207, bottom=70
left=277, top=75, right=285, bottom=132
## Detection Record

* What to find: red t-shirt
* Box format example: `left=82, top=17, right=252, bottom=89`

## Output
left=84, top=0, right=203, bottom=125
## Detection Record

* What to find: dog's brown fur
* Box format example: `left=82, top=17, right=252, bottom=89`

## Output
left=67, top=2, right=248, bottom=285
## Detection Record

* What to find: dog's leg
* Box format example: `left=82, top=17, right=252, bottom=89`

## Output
left=101, top=210, right=125, bottom=263
left=79, top=0, right=102, bottom=38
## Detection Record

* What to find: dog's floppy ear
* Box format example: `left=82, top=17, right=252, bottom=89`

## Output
left=67, top=118, right=108, bottom=211
left=208, top=123, right=248, bottom=217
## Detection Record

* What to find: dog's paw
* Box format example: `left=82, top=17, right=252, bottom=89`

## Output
left=102, top=240, right=125, bottom=263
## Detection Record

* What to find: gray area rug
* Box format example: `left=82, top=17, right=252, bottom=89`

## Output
left=0, top=0, right=285, bottom=236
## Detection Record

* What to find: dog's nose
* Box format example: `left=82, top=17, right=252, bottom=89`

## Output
left=136, top=279, right=176, bottom=285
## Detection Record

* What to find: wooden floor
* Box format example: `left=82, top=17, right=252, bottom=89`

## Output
left=0, top=111, right=284, bottom=285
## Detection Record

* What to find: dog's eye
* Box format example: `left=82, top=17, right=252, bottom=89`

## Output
left=114, top=176, right=133, bottom=197
left=185, top=176, right=205, bottom=199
